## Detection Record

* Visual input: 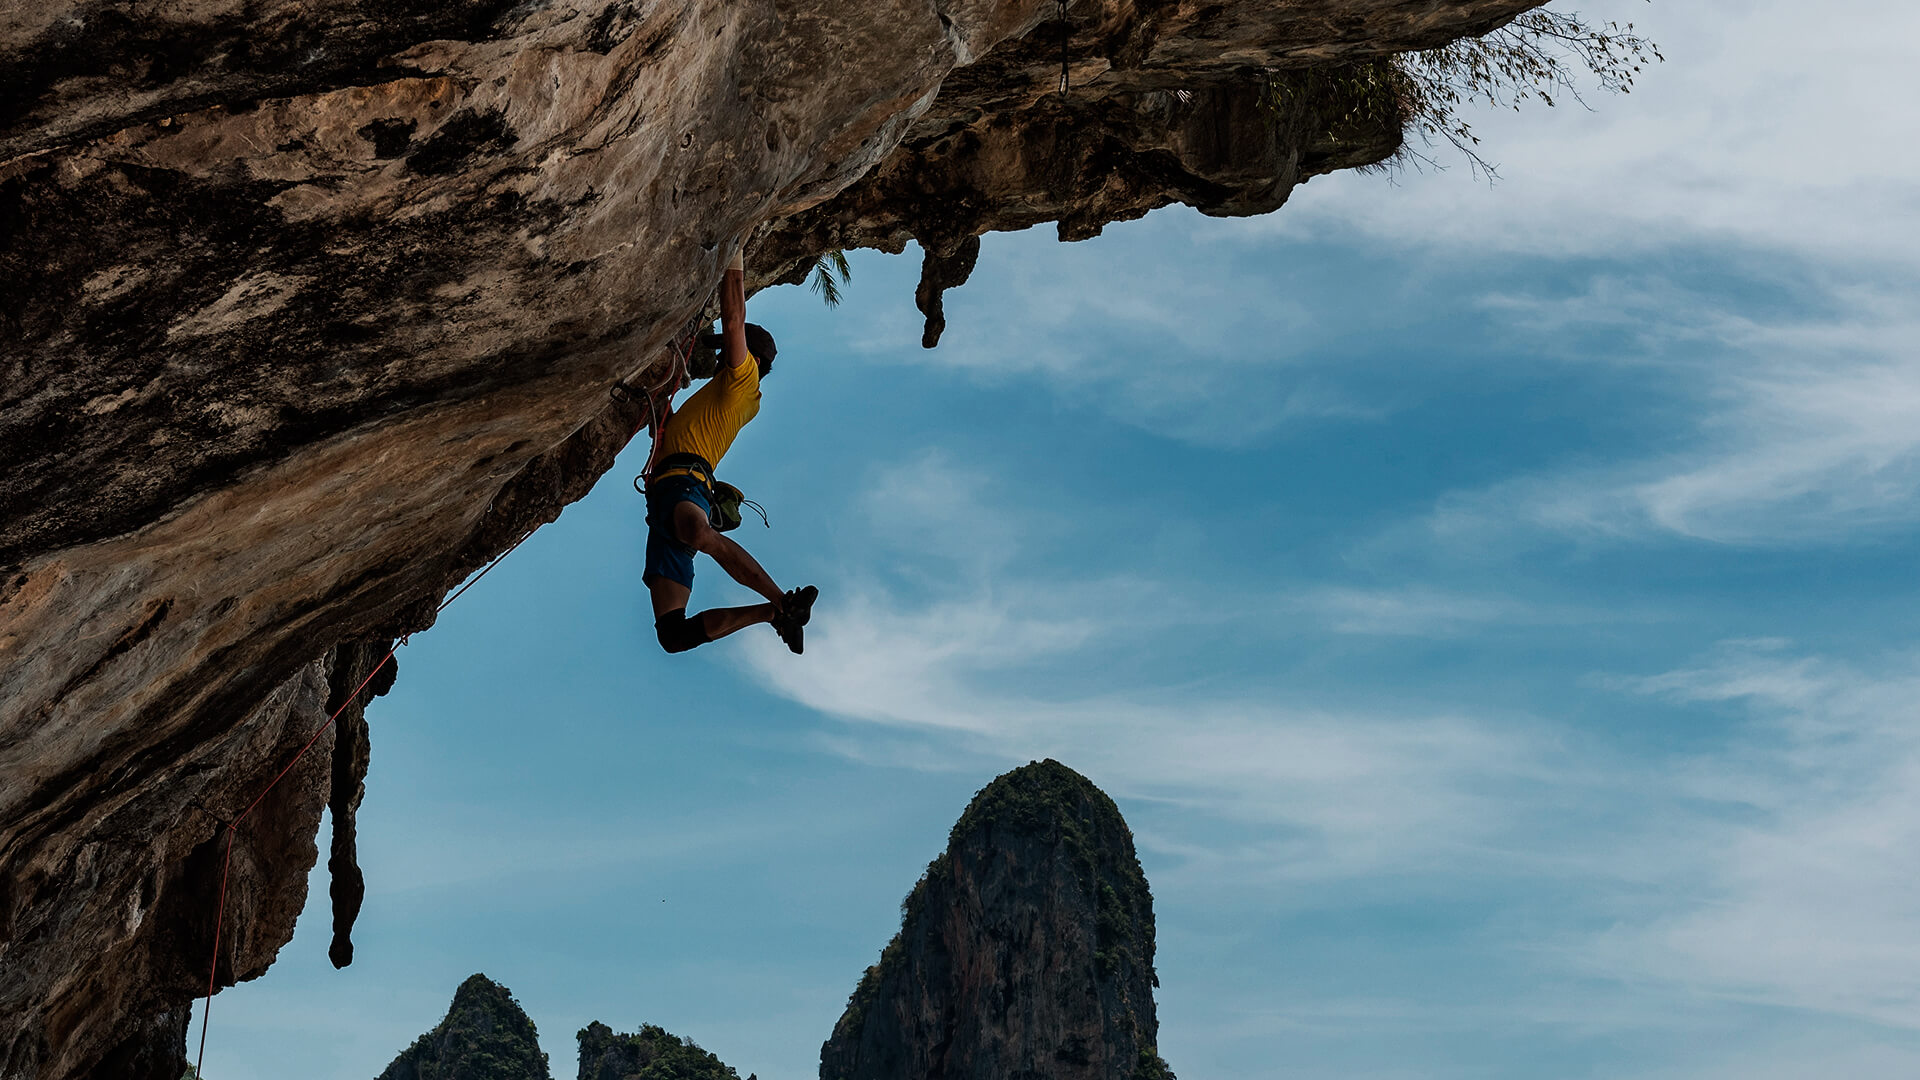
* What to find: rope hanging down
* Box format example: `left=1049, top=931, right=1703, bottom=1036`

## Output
left=611, top=305, right=712, bottom=478
left=193, top=526, right=532, bottom=1077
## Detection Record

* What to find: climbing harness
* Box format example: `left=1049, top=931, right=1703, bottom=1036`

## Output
left=193, top=526, right=533, bottom=1078
left=640, top=451, right=768, bottom=532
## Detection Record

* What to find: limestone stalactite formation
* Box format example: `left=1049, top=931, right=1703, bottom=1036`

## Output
left=1, top=3, right=1547, bottom=1078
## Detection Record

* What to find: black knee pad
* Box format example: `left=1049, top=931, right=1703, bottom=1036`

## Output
left=655, top=607, right=709, bottom=654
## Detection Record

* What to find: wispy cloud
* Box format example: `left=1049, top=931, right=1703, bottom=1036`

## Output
left=1412, top=290, right=1920, bottom=547
left=856, top=449, right=1024, bottom=576
left=758, top=578, right=1920, bottom=1032
left=1586, top=642, right=1920, bottom=1029
left=1260, top=0, right=1920, bottom=272
left=756, top=454, right=1920, bottom=1037
left=1229, top=0, right=1920, bottom=549
left=741, top=588, right=1552, bottom=881
left=743, top=458, right=1566, bottom=884
left=1618, top=1036, right=1920, bottom=1080
left=839, top=226, right=1391, bottom=448
left=1292, top=585, right=1550, bottom=637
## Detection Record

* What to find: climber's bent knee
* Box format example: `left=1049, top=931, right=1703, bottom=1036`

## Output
left=655, top=607, right=710, bottom=654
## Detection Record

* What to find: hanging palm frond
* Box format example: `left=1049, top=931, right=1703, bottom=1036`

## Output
left=809, top=249, right=853, bottom=307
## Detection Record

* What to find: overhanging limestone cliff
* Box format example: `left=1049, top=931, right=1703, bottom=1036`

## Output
left=0, top=3, right=1547, bottom=1078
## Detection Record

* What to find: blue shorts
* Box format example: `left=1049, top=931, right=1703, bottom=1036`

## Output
left=643, top=474, right=711, bottom=589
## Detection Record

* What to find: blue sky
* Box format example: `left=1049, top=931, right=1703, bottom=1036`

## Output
left=200, top=2, right=1920, bottom=1077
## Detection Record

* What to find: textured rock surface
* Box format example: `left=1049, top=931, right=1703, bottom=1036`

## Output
left=85, top=1007, right=190, bottom=1080
left=820, top=760, right=1169, bottom=1080
left=378, top=973, right=553, bottom=1080
left=0, top=3, right=1548, bottom=1078
left=0, top=657, right=353, bottom=1080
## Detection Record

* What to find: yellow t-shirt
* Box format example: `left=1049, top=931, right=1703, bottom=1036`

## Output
left=655, top=354, right=761, bottom=469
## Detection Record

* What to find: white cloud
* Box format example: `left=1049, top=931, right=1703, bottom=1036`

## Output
left=740, top=587, right=1550, bottom=882
left=857, top=449, right=1023, bottom=575
left=1234, top=0, right=1920, bottom=549
left=742, top=460, right=1565, bottom=881
left=760, top=594, right=1920, bottom=1031
left=1619, top=1037, right=1920, bottom=1080
left=1295, top=585, right=1553, bottom=636
left=750, top=443, right=1920, bottom=1053
left=1628, top=339, right=1920, bottom=541
left=1261, top=0, right=1920, bottom=273
left=838, top=226, right=1391, bottom=447
left=1359, top=263, right=1920, bottom=545
left=1588, top=643, right=1920, bottom=1029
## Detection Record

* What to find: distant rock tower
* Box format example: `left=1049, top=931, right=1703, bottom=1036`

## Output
left=820, top=760, right=1175, bottom=1080
left=377, top=973, right=552, bottom=1080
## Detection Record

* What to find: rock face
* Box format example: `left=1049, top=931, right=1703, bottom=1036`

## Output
left=821, top=760, right=1169, bottom=1080
left=378, top=973, right=553, bottom=1080
left=0, top=3, right=1549, bottom=1077
left=0, top=652, right=387, bottom=1080
left=576, top=1021, right=743, bottom=1080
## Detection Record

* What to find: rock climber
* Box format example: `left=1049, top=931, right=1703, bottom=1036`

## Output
left=642, top=247, right=818, bottom=655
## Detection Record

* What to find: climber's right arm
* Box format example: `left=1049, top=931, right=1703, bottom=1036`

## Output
left=718, top=247, right=750, bottom=371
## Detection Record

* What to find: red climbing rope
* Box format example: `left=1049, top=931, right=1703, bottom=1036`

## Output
left=640, top=343, right=688, bottom=479
left=193, top=527, right=531, bottom=1077
left=621, top=308, right=708, bottom=478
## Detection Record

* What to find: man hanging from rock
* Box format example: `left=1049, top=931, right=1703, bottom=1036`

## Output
left=643, top=246, right=817, bottom=654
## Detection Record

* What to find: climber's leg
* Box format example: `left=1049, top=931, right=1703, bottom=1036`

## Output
left=642, top=481, right=803, bottom=653
left=652, top=604, right=706, bottom=652
left=671, top=499, right=783, bottom=605
left=642, top=478, right=703, bottom=599
left=648, top=594, right=775, bottom=652
left=692, top=602, right=779, bottom=642
left=646, top=574, right=691, bottom=618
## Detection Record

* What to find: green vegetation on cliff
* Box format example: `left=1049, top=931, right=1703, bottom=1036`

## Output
left=377, top=973, right=551, bottom=1080
left=577, top=1021, right=745, bottom=1080
left=378, top=977, right=752, bottom=1080
left=1265, top=8, right=1662, bottom=176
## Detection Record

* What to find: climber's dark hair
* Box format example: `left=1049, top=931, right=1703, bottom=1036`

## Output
left=744, top=323, right=777, bottom=377
left=696, top=323, right=777, bottom=378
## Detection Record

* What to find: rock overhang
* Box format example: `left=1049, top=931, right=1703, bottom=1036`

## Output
left=0, top=3, right=1550, bottom=1078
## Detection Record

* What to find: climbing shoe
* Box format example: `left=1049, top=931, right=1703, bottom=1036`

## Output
left=771, top=585, right=817, bottom=655
left=783, top=585, right=818, bottom=627
left=773, top=617, right=804, bottom=655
